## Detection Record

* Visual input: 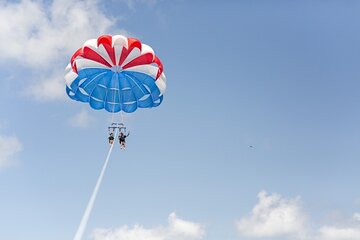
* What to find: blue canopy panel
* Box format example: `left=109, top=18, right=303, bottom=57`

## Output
left=66, top=68, right=163, bottom=113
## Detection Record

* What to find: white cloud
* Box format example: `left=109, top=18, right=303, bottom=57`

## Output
left=0, top=0, right=120, bottom=100
left=318, top=226, right=360, bottom=240
left=0, top=0, right=114, bottom=67
left=68, top=109, right=95, bottom=128
left=236, top=191, right=306, bottom=238
left=235, top=191, right=360, bottom=240
left=314, top=213, right=360, bottom=240
left=167, top=212, right=206, bottom=239
left=91, top=212, right=205, bottom=240
left=0, top=135, right=23, bottom=170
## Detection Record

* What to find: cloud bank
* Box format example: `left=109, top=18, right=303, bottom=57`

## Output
left=88, top=192, right=360, bottom=240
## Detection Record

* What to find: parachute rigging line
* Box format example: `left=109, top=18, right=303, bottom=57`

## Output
left=73, top=130, right=118, bottom=240
left=120, top=110, right=124, bottom=123
left=110, top=74, right=117, bottom=123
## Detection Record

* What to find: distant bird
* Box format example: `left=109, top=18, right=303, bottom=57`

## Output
left=249, top=145, right=254, bottom=148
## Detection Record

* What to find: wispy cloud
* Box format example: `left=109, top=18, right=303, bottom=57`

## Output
left=68, top=109, right=95, bottom=128
left=0, top=134, right=22, bottom=170
left=91, top=212, right=205, bottom=240
left=0, top=0, right=120, bottom=101
left=353, top=213, right=360, bottom=222
left=117, top=0, right=158, bottom=11
left=25, top=69, right=67, bottom=100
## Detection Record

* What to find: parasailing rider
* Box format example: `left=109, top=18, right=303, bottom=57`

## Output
left=119, top=131, right=130, bottom=149
left=108, top=132, right=115, bottom=144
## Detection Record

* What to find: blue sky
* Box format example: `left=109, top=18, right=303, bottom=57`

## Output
left=1, top=0, right=360, bottom=240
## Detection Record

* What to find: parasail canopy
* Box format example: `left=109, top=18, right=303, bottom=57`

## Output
left=65, top=34, right=166, bottom=113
